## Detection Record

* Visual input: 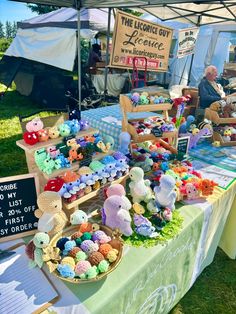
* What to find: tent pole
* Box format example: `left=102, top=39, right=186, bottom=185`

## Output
left=77, top=3, right=81, bottom=113
left=187, top=54, right=194, bottom=85
left=104, top=8, right=111, bottom=95
left=188, top=15, right=201, bottom=86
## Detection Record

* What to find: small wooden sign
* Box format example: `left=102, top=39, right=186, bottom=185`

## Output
left=176, top=136, right=190, bottom=155
left=0, top=173, right=40, bottom=243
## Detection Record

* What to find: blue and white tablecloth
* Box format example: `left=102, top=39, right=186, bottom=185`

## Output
left=81, top=104, right=156, bottom=149
left=189, top=142, right=236, bottom=172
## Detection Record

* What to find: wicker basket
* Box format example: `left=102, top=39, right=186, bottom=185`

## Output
left=48, top=225, right=123, bottom=283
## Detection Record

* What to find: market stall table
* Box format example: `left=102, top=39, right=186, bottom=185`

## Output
left=1, top=167, right=235, bottom=314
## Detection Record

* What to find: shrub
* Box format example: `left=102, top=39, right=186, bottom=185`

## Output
left=0, top=38, right=12, bottom=52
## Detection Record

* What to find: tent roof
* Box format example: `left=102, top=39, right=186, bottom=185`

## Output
left=10, top=1, right=236, bottom=25
left=17, top=7, right=114, bottom=31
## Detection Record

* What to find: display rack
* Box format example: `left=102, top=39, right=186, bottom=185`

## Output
left=120, top=94, right=178, bottom=154
left=205, top=108, right=236, bottom=125
left=16, top=127, right=98, bottom=188
left=205, top=108, right=236, bottom=146
left=62, top=174, right=129, bottom=215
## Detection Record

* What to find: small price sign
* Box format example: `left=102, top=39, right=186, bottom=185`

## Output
left=176, top=136, right=190, bottom=155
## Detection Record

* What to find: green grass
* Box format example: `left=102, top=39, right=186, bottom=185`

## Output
left=0, top=83, right=236, bottom=313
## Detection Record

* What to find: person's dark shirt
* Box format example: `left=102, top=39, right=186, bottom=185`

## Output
left=88, top=50, right=101, bottom=68
left=234, top=54, right=236, bottom=62
left=198, top=77, right=222, bottom=109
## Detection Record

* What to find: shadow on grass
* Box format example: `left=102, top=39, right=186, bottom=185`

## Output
left=170, top=248, right=236, bottom=314
left=0, top=134, right=28, bottom=177
left=0, top=87, right=41, bottom=120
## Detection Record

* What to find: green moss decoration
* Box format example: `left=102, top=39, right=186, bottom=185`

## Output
left=123, top=210, right=184, bottom=248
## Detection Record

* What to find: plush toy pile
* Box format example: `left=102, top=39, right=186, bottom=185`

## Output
left=23, top=117, right=90, bottom=146
left=26, top=209, right=123, bottom=281
left=213, top=125, right=236, bottom=142
left=129, top=92, right=172, bottom=106
left=55, top=228, right=120, bottom=280
left=129, top=117, right=175, bottom=136
left=34, top=132, right=115, bottom=175
left=44, top=152, right=129, bottom=203
left=149, top=160, right=218, bottom=200
left=209, top=99, right=236, bottom=118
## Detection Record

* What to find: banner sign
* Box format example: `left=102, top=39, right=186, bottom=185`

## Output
left=177, top=27, right=199, bottom=58
left=110, top=10, right=173, bottom=72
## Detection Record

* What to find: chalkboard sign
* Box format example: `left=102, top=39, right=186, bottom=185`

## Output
left=0, top=173, right=40, bottom=243
left=151, top=126, right=163, bottom=137
left=176, top=136, right=190, bottom=155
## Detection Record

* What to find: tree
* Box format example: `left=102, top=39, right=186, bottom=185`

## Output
left=5, top=21, right=12, bottom=39
left=27, top=4, right=59, bottom=15
left=0, top=22, right=5, bottom=38
left=122, top=9, right=142, bottom=17
left=12, top=22, right=17, bottom=38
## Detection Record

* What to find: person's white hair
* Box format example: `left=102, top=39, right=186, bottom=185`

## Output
left=204, top=65, right=217, bottom=77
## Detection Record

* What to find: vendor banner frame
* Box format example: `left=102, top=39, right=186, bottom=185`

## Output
left=109, top=10, right=173, bottom=72
left=177, top=27, right=199, bottom=59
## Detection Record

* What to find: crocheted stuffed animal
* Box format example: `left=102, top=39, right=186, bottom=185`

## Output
left=103, top=195, right=133, bottom=236
left=35, top=191, right=68, bottom=237
left=25, top=232, right=50, bottom=268
left=153, top=175, right=177, bottom=211
left=105, top=183, right=131, bottom=211
left=129, top=167, right=153, bottom=204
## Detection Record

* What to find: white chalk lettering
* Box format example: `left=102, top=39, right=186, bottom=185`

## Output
left=5, top=216, right=24, bottom=225
left=0, top=183, right=17, bottom=191
left=9, top=199, right=22, bottom=207
left=7, top=192, right=16, bottom=199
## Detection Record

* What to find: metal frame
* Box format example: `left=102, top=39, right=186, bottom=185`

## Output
left=8, top=0, right=236, bottom=107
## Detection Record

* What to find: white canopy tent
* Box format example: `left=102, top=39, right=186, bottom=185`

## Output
left=5, top=8, right=114, bottom=71
left=10, top=0, right=236, bottom=26
left=142, top=13, right=236, bottom=88
left=9, top=0, right=236, bottom=107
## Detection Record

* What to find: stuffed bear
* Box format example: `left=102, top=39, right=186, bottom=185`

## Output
left=209, top=101, right=221, bottom=112
left=35, top=191, right=68, bottom=237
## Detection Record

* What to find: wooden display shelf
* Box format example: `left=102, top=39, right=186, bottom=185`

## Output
left=16, top=127, right=98, bottom=153
left=213, top=131, right=236, bottom=147
left=120, top=94, right=172, bottom=122
left=205, top=108, right=236, bottom=125
left=127, top=117, right=178, bottom=143
left=42, top=151, right=112, bottom=180
left=63, top=174, right=129, bottom=212
left=120, top=94, right=177, bottom=153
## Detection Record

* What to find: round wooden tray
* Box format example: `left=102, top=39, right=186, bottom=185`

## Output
left=48, top=225, right=123, bottom=284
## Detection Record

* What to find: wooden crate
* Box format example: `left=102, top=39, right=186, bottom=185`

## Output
left=120, top=94, right=177, bottom=153
left=127, top=117, right=178, bottom=145
left=205, top=108, right=236, bottom=125
left=213, top=131, right=236, bottom=147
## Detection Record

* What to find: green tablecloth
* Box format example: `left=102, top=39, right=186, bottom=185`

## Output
left=64, top=205, right=203, bottom=314
left=43, top=179, right=235, bottom=314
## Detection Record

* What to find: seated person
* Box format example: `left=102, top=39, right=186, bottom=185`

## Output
left=87, top=44, right=102, bottom=69
left=198, top=65, right=226, bottom=109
